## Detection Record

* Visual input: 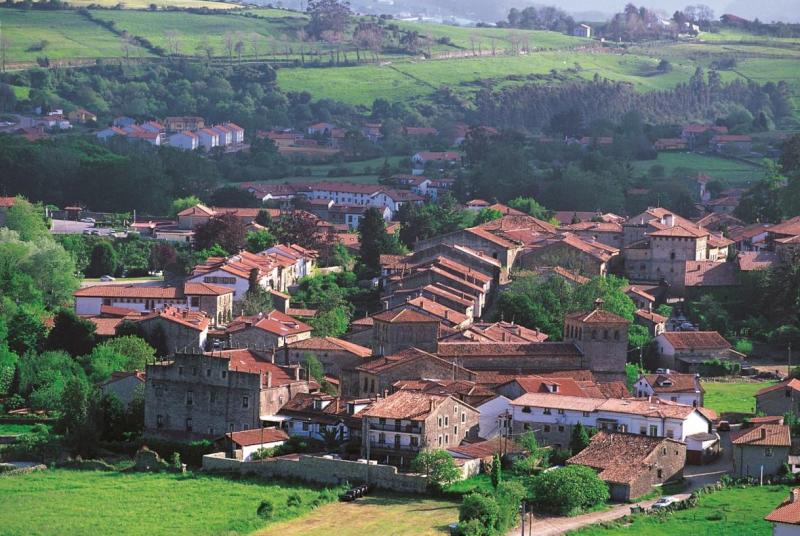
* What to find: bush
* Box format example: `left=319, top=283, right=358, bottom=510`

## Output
left=459, top=492, right=500, bottom=531
left=256, top=500, right=274, bottom=520
left=530, top=465, right=609, bottom=516
left=458, top=518, right=489, bottom=536
left=287, top=491, right=303, bottom=507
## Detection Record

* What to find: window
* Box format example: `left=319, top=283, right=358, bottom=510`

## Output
left=364, top=378, right=369, bottom=391
left=662, top=447, right=667, bottom=455
left=614, top=330, right=620, bottom=341
left=186, top=390, right=193, bottom=406
left=302, top=422, right=309, bottom=431
left=156, top=414, right=163, bottom=428
left=454, top=426, right=458, bottom=436
left=229, top=423, right=234, bottom=432
left=242, top=396, right=249, bottom=408
left=454, top=405, right=458, bottom=414
left=379, top=418, right=386, bottom=425
left=582, top=411, right=590, bottom=417
left=192, top=367, right=197, bottom=376
left=438, top=435, right=442, bottom=447
left=591, top=329, right=597, bottom=340
left=557, top=409, right=565, bottom=415
left=221, top=370, right=227, bottom=379
left=410, top=436, right=419, bottom=447
left=438, top=417, right=443, bottom=427
left=765, top=447, right=774, bottom=457
left=461, top=413, right=466, bottom=423
left=543, top=408, right=552, bottom=415
left=522, top=406, right=532, bottom=413
left=206, top=369, right=211, bottom=377
left=242, top=424, right=249, bottom=431
left=190, top=297, right=199, bottom=307
left=649, top=425, right=658, bottom=437
left=185, top=418, right=193, bottom=432
left=603, top=329, right=608, bottom=340
left=445, top=434, right=449, bottom=445
left=558, top=426, right=565, bottom=432
left=208, top=427, right=214, bottom=436
left=640, top=426, right=647, bottom=435
left=209, top=391, right=216, bottom=403
left=543, top=425, right=551, bottom=432
left=178, top=366, right=184, bottom=376
left=444, top=416, right=449, bottom=426
left=657, top=469, right=663, bottom=479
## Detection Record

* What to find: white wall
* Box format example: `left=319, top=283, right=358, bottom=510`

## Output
left=188, top=270, right=249, bottom=300
left=242, top=439, right=286, bottom=461
left=774, top=522, right=800, bottom=536
left=476, top=396, right=512, bottom=439
left=75, top=297, right=104, bottom=316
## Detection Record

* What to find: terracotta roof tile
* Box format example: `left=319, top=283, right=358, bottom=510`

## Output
left=659, top=331, right=731, bottom=351
left=643, top=373, right=700, bottom=394
left=765, top=489, right=800, bottom=525
left=731, top=424, right=790, bottom=447
left=361, top=390, right=452, bottom=420
left=287, top=336, right=371, bottom=357
left=226, top=428, right=289, bottom=447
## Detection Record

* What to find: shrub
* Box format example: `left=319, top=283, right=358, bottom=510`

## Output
left=735, top=338, right=753, bottom=355
left=287, top=492, right=303, bottom=507
left=495, top=481, right=526, bottom=531
left=458, top=518, right=489, bottom=536
left=256, top=500, right=274, bottom=520
left=412, top=448, right=462, bottom=490
left=459, top=492, right=500, bottom=531
left=530, top=465, right=609, bottom=516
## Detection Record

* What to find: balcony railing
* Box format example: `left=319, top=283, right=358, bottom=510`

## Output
left=368, top=423, right=422, bottom=434
left=369, top=441, right=421, bottom=452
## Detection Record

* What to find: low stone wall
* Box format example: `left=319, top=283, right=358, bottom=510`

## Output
left=203, top=452, right=429, bottom=493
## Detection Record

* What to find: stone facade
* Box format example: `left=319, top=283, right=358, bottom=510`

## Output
left=137, top=315, right=208, bottom=354
left=373, top=316, right=440, bottom=355
left=144, top=352, right=310, bottom=440
left=202, top=453, right=430, bottom=493
left=756, top=384, right=800, bottom=419
left=733, top=443, right=790, bottom=478
left=191, top=293, right=233, bottom=327
left=563, top=308, right=629, bottom=381
left=283, top=338, right=372, bottom=378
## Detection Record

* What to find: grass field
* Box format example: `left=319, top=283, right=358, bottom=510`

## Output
left=257, top=493, right=460, bottom=536
left=701, top=381, right=773, bottom=414
left=65, top=0, right=238, bottom=8
left=0, top=9, right=147, bottom=63
left=631, top=152, right=764, bottom=185
left=0, top=469, right=343, bottom=536
left=0, top=423, right=46, bottom=435
left=571, top=484, right=790, bottom=536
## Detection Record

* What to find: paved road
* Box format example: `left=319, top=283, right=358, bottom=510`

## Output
left=509, top=432, right=734, bottom=536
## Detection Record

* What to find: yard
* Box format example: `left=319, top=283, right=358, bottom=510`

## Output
left=570, top=484, right=791, bottom=536
left=701, top=381, right=774, bottom=415
left=0, top=469, right=343, bottom=536
left=257, top=493, right=460, bottom=536
left=631, top=152, right=764, bottom=185
left=0, top=422, right=47, bottom=435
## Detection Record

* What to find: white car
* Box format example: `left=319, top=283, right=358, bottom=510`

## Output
left=652, top=496, right=680, bottom=509
left=99, top=275, right=116, bottom=282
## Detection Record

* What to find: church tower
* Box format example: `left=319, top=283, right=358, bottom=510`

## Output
left=563, top=298, right=630, bottom=382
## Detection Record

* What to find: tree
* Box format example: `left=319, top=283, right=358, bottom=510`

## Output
left=570, top=422, right=591, bottom=455
left=490, top=453, right=502, bottom=488
left=255, top=209, right=273, bottom=227
left=459, top=493, right=500, bottom=531
left=306, top=0, right=351, bottom=39
left=194, top=214, right=246, bottom=253
left=628, top=324, right=651, bottom=349
left=171, top=196, right=201, bottom=217
left=245, top=229, right=277, bottom=253
left=474, top=208, right=503, bottom=225
left=5, top=197, right=50, bottom=242
left=411, top=449, right=461, bottom=490
left=529, top=465, right=609, bottom=516
left=239, top=287, right=273, bottom=317
left=59, top=376, right=97, bottom=456
left=86, top=241, right=119, bottom=277
left=210, top=186, right=261, bottom=208
left=508, top=196, right=551, bottom=220
left=7, top=309, right=47, bottom=356
left=358, top=207, right=390, bottom=273
left=309, top=306, right=350, bottom=338
left=46, top=309, right=96, bottom=357
left=302, top=353, right=325, bottom=384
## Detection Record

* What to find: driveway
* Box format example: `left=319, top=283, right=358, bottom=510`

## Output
left=509, top=432, right=733, bottom=536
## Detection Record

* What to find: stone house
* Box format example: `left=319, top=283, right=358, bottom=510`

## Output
left=371, top=308, right=442, bottom=355
left=654, top=331, right=734, bottom=372
left=144, top=349, right=313, bottom=440
left=226, top=310, right=312, bottom=350
left=765, top=488, right=800, bottom=535
left=634, top=373, right=704, bottom=407
left=100, top=371, right=145, bottom=407
left=560, top=221, right=623, bottom=249
left=346, top=347, right=476, bottom=399
left=517, top=233, right=620, bottom=276
left=755, top=380, right=800, bottom=418
left=284, top=336, right=372, bottom=378
left=134, top=308, right=210, bottom=354
left=567, top=432, right=687, bottom=502
left=731, top=424, right=791, bottom=479
left=562, top=301, right=630, bottom=382
left=435, top=341, right=586, bottom=376
left=361, top=390, right=480, bottom=469
left=634, top=309, right=667, bottom=337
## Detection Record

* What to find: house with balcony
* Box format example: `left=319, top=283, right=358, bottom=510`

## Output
left=277, top=392, right=373, bottom=443
left=360, top=390, right=480, bottom=469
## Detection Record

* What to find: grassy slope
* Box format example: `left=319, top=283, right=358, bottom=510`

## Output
left=571, top=485, right=790, bottom=536
left=1, top=9, right=148, bottom=63
left=0, top=423, right=46, bottom=435
left=701, top=381, right=773, bottom=414
left=65, top=0, right=237, bottom=8
left=631, top=152, right=764, bottom=185
left=90, top=10, right=307, bottom=56
left=257, top=493, right=460, bottom=536
left=0, top=469, right=340, bottom=536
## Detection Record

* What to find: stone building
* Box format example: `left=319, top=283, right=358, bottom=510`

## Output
left=361, top=390, right=480, bottom=469
left=372, top=308, right=442, bottom=355
left=225, top=310, right=312, bottom=349
left=345, top=347, right=476, bottom=399
left=567, top=432, right=687, bottom=502
left=284, top=336, right=372, bottom=378
left=653, top=331, right=734, bottom=372
left=435, top=342, right=586, bottom=375
left=100, top=371, right=145, bottom=408
left=134, top=307, right=210, bottom=354
left=563, top=301, right=630, bottom=382
left=144, top=349, right=313, bottom=440
left=731, top=424, right=791, bottom=479
left=755, top=380, right=800, bottom=418
left=517, top=233, right=620, bottom=277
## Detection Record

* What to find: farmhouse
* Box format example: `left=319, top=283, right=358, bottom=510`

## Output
left=731, top=424, right=791, bottom=479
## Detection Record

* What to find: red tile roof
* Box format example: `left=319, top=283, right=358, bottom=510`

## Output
left=361, top=390, right=458, bottom=421
left=74, top=284, right=182, bottom=299
left=565, top=308, right=630, bottom=325
left=205, top=349, right=298, bottom=385
left=372, top=308, right=440, bottom=324
left=756, top=379, right=800, bottom=397
left=643, top=373, right=700, bottom=394
left=0, top=197, right=16, bottom=207
left=226, top=310, right=312, bottom=337
left=731, top=424, right=790, bottom=447
left=287, top=336, right=371, bottom=357
left=659, top=331, right=731, bottom=351
left=137, top=307, right=210, bottom=331
left=684, top=261, right=738, bottom=287
left=765, top=489, right=800, bottom=525
left=183, top=282, right=234, bottom=296
left=226, top=428, right=289, bottom=447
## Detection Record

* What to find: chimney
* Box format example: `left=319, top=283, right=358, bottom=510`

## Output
left=594, top=297, right=605, bottom=310
left=791, top=489, right=800, bottom=503
left=294, top=365, right=301, bottom=381
left=664, top=213, right=675, bottom=228
left=760, top=427, right=767, bottom=440
left=265, top=371, right=272, bottom=388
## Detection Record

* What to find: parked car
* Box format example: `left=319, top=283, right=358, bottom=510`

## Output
left=80, top=217, right=96, bottom=224
left=717, top=420, right=731, bottom=432
left=339, top=484, right=370, bottom=502
left=99, top=275, right=116, bottom=282
left=652, top=496, right=680, bottom=509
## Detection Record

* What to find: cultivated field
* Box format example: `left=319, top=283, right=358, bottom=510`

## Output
left=571, top=484, right=791, bottom=536
left=0, top=469, right=342, bottom=536
left=65, top=0, right=238, bottom=8
left=701, top=381, right=772, bottom=414
left=257, top=493, right=460, bottom=536
left=631, top=152, right=764, bottom=185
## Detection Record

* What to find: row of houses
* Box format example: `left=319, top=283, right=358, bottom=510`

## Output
left=97, top=120, right=244, bottom=150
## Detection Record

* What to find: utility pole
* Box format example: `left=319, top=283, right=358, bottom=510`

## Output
left=364, top=417, right=370, bottom=487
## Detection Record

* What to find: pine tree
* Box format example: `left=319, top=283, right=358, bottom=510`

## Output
left=491, top=452, right=502, bottom=488
left=570, top=422, right=591, bottom=455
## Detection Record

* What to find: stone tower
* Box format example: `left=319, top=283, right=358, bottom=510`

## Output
left=563, top=298, right=630, bottom=382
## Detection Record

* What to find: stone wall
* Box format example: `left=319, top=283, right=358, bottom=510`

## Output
left=202, top=452, right=429, bottom=493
